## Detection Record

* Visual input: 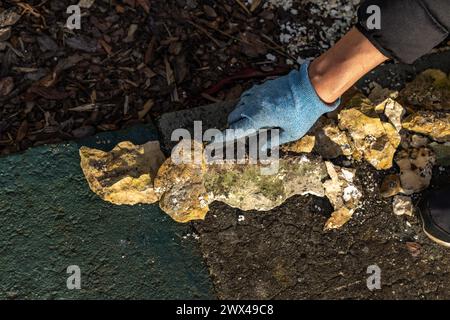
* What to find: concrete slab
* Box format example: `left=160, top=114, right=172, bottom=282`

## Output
left=0, top=124, right=214, bottom=299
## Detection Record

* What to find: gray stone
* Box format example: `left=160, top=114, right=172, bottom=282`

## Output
left=157, top=100, right=236, bottom=150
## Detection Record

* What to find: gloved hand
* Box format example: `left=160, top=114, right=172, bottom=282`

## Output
left=220, top=62, right=340, bottom=148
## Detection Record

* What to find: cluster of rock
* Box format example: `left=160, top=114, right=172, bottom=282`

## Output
left=286, top=69, right=449, bottom=217
left=81, top=137, right=364, bottom=229
left=81, top=139, right=333, bottom=224
left=80, top=69, right=449, bottom=228
left=379, top=70, right=449, bottom=216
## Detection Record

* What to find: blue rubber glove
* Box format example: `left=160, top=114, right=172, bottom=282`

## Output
left=221, top=62, right=340, bottom=148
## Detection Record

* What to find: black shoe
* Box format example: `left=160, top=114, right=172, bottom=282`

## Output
left=418, top=186, right=450, bottom=248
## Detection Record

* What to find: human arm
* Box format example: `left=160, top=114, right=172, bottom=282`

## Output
left=224, top=0, right=450, bottom=146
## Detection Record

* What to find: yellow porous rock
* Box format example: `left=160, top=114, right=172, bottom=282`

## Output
left=155, top=140, right=328, bottom=222
left=313, top=120, right=353, bottom=159
left=79, top=141, right=165, bottom=205
left=154, top=139, right=210, bottom=223
left=281, top=135, right=315, bottom=153
left=338, top=108, right=401, bottom=170
left=402, top=111, right=450, bottom=142
left=324, top=207, right=353, bottom=231
left=80, top=139, right=330, bottom=224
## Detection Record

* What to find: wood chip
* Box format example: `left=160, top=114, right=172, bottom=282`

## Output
left=250, top=0, right=262, bottom=12
left=203, top=5, right=217, bottom=18
left=99, top=39, right=112, bottom=55
left=78, top=0, right=96, bottom=8
left=69, top=103, right=98, bottom=112
left=0, top=27, right=11, bottom=41
left=138, top=99, right=154, bottom=119
left=164, top=57, right=179, bottom=102
left=123, top=95, right=130, bottom=115
left=144, top=37, right=157, bottom=65
left=0, top=9, right=21, bottom=28
left=16, top=120, right=28, bottom=142
left=136, top=0, right=150, bottom=14
left=0, top=77, right=14, bottom=96
left=234, top=0, right=251, bottom=15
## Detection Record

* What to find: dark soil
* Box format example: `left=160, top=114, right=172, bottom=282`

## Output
left=193, top=164, right=450, bottom=299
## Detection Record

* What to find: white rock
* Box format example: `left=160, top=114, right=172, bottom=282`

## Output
left=393, top=195, right=413, bottom=216
left=383, top=98, right=405, bottom=132
left=266, top=53, right=277, bottom=62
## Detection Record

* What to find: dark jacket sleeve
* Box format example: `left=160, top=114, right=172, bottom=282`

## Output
left=356, top=0, right=450, bottom=64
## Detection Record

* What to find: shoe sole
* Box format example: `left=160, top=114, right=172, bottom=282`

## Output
left=420, top=212, right=450, bottom=248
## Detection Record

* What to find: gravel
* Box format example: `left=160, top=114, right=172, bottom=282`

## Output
left=267, top=0, right=361, bottom=60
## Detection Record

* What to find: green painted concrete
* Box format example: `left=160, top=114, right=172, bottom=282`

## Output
left=0, top=124, right=215, bottom=299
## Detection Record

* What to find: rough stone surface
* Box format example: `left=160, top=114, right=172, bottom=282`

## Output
left=338, top=107, right=401, bottom=170
left=154, top=140, right=210, bottom=223
left=281, top=135, right=315, bottom=153
left=393, top=195, right=414, bottom=217
left=80, top=138, right=329, bottom=223
left=80, top=141, right=165, bottom=205
left=206, top=155, right=328, bottom=212
left=400, top=69, right=450, bottom=110
left=396, top=148, right=436, bottom=195
left=402, top=111, right=450, bottom=142
left=313, top=118, right=353, bottom=159
left=382, top=98, right=405, bottom=132
left=323, top=162, right=361, bottom=230
left=154, top=140, right=328, bottom=222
